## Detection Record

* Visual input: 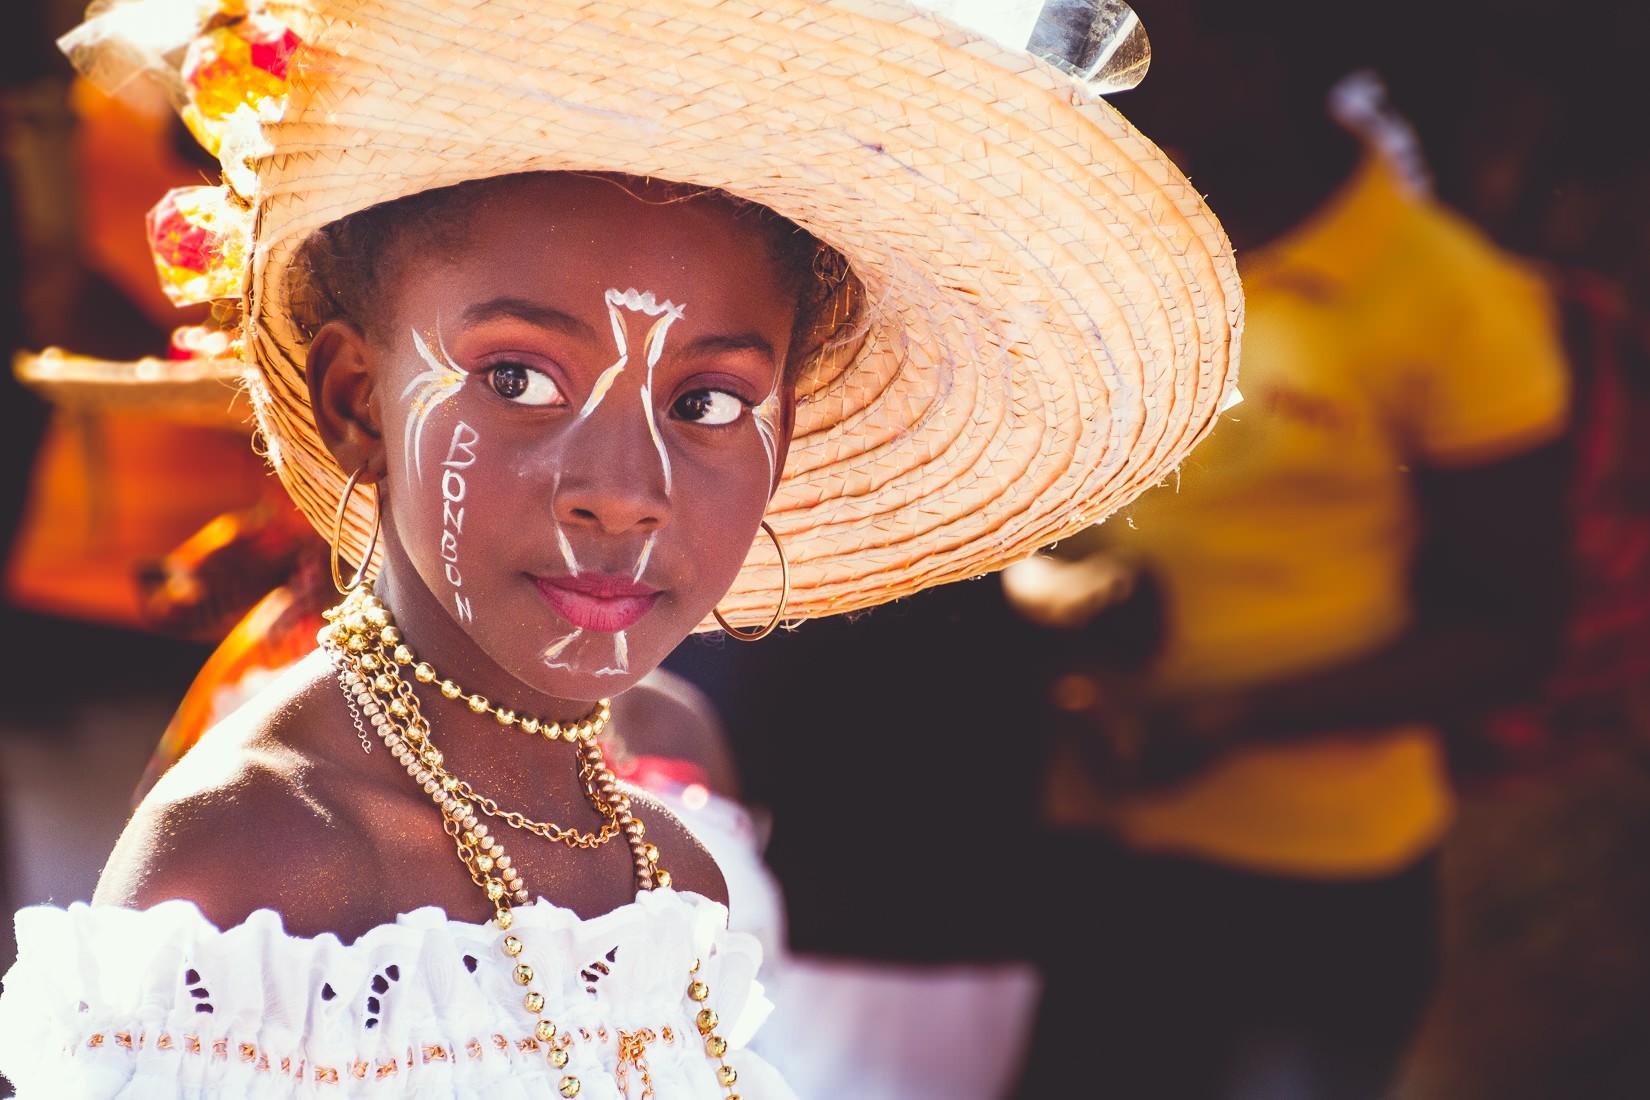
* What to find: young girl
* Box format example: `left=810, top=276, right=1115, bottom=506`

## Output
left=0, top=0, right=1240, bottom=1094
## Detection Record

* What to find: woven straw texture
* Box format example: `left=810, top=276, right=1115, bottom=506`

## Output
left=244, top=0, right=1242, bottom=628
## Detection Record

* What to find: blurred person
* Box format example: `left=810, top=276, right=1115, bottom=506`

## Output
left=1005, top=2, right=1571, bottom=1096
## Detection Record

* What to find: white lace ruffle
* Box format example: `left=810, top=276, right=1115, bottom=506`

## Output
left=0, top=890, right=792, bottom=1099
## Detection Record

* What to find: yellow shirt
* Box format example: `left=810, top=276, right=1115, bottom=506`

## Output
left=1046, top=157, right=1570, bottom=876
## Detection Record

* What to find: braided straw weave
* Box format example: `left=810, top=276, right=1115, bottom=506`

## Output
left=223, top=0, right=1241, bottom=627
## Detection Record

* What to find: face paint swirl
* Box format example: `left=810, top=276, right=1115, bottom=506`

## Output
left=403, top=328, right=468, bottom=484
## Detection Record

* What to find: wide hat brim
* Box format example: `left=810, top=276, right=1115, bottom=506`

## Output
left=243, top=0, right=1241, bottom=630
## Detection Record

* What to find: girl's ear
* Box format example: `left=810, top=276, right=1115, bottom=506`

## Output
left=308, top=320, right=385, bottom=477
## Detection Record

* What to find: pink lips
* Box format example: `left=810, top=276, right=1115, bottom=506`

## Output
left=533, top=574, right=661, bottom=633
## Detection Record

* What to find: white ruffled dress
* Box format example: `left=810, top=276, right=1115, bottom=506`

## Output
left=0, top=889, right=793, bottom=1099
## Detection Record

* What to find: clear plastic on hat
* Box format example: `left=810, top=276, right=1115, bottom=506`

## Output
left=912, top=0, right=1150, bottom=94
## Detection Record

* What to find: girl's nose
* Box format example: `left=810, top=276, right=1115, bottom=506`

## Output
left=551, top=395, right=673, bottom=536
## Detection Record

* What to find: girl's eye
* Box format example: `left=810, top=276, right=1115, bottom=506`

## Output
left=488, top=363, right=563, bottom=406
left=672, top=388, right=747, bottom=426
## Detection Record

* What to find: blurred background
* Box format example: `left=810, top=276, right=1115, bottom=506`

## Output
left=1, top=0, right=1648, bottom=1097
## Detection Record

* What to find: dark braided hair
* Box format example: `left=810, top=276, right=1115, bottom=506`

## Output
left=285, top=172, right=859, bottom=384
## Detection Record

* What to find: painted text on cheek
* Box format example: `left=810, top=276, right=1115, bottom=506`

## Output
left=440, top=421, right=480, bottom=622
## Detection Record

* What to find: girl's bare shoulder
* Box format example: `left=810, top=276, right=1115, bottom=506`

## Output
left=94, top=650, right=385, bottom=937
left=620, top=785, right=729, bottom=906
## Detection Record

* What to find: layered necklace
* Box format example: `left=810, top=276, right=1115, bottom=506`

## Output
left=321, top=587, right=669, bottom=900
left=319, top=587, right=746, bottom=1098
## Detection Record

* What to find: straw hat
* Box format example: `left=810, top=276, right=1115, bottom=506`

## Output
left=63, top=0, right=1242, bottom=629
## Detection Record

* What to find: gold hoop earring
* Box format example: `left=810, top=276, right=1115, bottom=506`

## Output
left=713, top=520, right=789, bottom=642
left=330, top=464, right=382, bottom=595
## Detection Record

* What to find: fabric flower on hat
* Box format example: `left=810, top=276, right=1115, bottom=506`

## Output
left=146, top=184, right=252, bottom=306
left=180, top=10, right=300, bottom=156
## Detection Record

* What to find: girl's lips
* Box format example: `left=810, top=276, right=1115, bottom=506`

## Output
left=533, top=575, right=660, bottom=633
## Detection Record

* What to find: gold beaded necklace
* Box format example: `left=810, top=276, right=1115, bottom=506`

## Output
left=319, top=587, right=742, bottom=1099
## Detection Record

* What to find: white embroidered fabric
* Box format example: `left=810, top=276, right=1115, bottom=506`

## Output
left=0, top=889, right=794, bottom=1099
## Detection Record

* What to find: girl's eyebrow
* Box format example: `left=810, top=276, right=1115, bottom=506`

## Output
left=460, top=296, right=597, bottom=341
left=680, top=332, right=777, bottom=364
left=462, top=296, right=774, bottom=366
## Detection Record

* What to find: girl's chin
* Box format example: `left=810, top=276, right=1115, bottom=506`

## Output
left=546, top=667, right=649, bottom=700
left=501, top=647, right=653, bottom=704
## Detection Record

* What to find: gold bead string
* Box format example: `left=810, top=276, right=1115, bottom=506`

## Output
left=337, top=593, right=613, bottom=743
left=689, top=959, right=744, bottom=1099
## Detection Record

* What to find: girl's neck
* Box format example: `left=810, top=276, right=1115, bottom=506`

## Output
left=360, top=554, right=615, bottom=797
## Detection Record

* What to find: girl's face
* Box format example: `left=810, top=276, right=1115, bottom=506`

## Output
left=366, top=175, right=798, bottom=702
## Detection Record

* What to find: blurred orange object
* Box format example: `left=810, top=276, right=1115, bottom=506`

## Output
left=3, top=405, right=275, bottom=631
left=70, top=77, right=210, bottom=331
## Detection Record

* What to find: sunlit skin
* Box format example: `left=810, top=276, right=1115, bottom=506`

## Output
left=93, top=175, right=800, bottom=940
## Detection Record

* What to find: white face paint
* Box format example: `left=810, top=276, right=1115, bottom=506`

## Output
left=439, top=420, right=479, bottom=623
left=751, top=372, right=784, bottom=490
left=403, top=328, right=469, bottom=484
left=631, top=533, right=655, bottom=584
left=594, top=631, right=630, bottom=677
left=579, top=362, right=626, bottom=419
left=555, top=527, right=581, bottom=575
left=542, top=627, right=583, bottom=669
left=545, top=471, right=578, bottom=579
left=602, top=287, right=684, bottom=495
left=606, top=290, right=686, bottom=677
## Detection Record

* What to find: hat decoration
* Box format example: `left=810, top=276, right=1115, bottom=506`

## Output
left=62, top=0, right=1243, bottom=630
left=146, top=185, right=252, bottom=306
left=66, top=1, right=299, bottom=314
left=176, top=7, right=300, bottom=155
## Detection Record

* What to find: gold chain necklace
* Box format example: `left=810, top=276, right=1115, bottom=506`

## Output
left=320, top=587, right=744, bottom=1099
